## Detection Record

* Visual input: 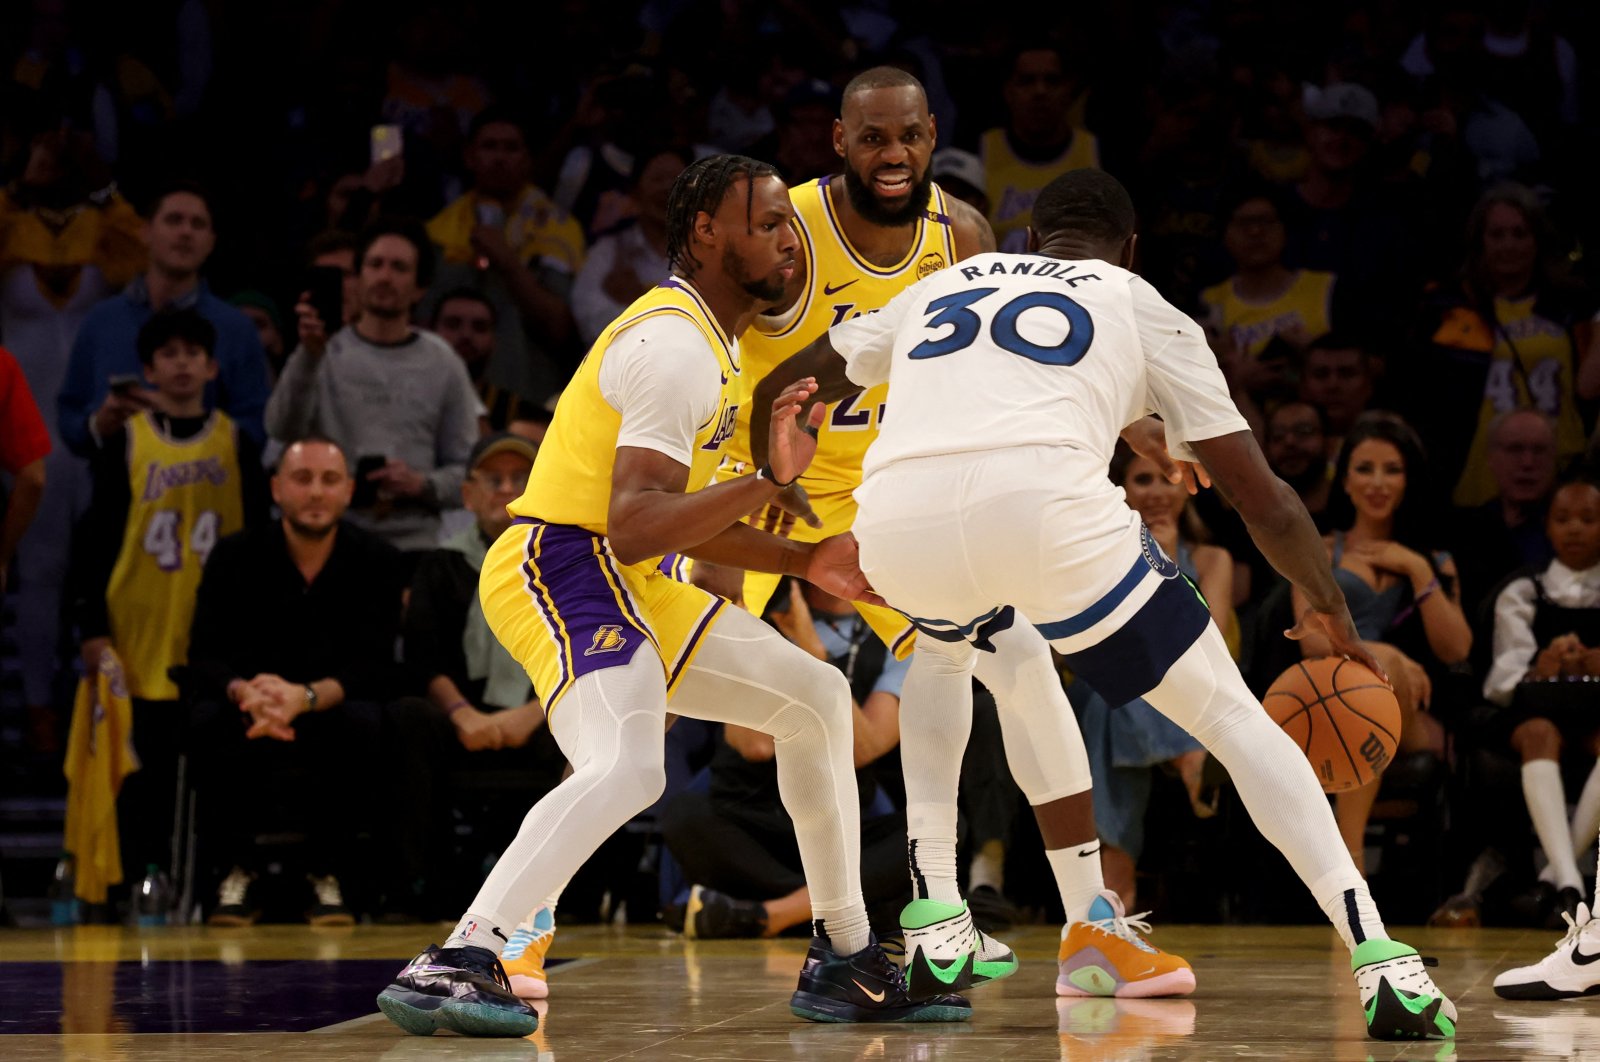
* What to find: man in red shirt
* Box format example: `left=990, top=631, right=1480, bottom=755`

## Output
left=1, top=345, right=49, bottom=595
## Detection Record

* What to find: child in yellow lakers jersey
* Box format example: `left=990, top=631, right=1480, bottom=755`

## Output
left=72, top=307, right=267, bottom=911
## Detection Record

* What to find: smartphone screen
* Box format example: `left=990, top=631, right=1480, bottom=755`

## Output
left=351, top=454, right=386, bottom=509
left=370, top=124, right=403, bottom=165
left=304, top=265, right=345, bottom=331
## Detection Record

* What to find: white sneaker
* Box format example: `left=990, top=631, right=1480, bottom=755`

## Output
left=1352, top=938, right=1457, bottom=1040
left=900, top=897, right=1018, bottom=997
left=1495, top=902, right=1600, bottom=1000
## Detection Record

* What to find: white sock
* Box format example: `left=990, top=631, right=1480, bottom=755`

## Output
left=1050, top=841, right=1107, bottom=923
left=1571, top=763, right=1600, bottom=889
left=906, top=802, right=962, bottom=904
left=1315, top=883, right=1390, bottom=954
left=1524, top=759, right=1583, bottom=891
left=818, top=909, right=871, bottom=955
left=446, top=912, right=512, bottom=955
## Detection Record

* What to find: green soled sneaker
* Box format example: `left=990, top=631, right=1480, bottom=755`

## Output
left=901, top=898, right=1019, bottom=998
left=1352, top=938, right=1457, bottom=1041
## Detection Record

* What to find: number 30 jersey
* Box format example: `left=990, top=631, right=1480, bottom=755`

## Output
left=728, top=175, right=958, bottom=496
left=106, top=410, right=245, bottom=699
left=833, top=253, right=1249, bottom=486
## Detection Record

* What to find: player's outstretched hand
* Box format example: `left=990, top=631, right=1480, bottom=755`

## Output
left=1119, top=416, right=1210, bottom=495
left=806, top=533, right=887, bottom=608
left=766, top=378, right=823, bottom=487
left=1286, top=606, right=1391, bottom=687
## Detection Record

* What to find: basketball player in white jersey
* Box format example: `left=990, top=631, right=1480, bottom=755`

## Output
left=753, top=168, right=1458, bottom=1042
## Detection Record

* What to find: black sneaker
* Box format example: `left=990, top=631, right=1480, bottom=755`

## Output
left=684, top=884, right=766, bottom=939
left=967, top=885, right=1016, bottom=933
left=790, top=933, right=971, bottom=1023
left=307, top=874, right=354, bottom=927
left=207, top=867, right=258, bottom=927
left=376, top=944, right=540, bottom=1037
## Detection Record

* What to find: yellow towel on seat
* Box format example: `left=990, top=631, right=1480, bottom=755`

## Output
left=63, top=650, right=140, bottom=904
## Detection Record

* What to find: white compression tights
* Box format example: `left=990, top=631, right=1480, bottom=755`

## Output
left=1115, top=624, right=1383, bottom=950
left=900, top=620, right=1095, bottom=903
left=456, top=606, right=867, bottom=953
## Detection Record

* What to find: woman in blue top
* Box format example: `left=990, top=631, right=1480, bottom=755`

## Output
left=1292, top=412, right=1473, bottom=870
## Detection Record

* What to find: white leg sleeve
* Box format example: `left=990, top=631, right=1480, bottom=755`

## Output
left=461, top=651, right=669, bottom=937
left=972, top=619, right=1093, bottom=805
left=1129, top=624, right=1381, bottom=945
left=670, top=606, right=867, bottom=950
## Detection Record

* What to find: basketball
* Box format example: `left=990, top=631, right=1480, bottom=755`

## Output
left=1264, top=656, right=1401, bottom=793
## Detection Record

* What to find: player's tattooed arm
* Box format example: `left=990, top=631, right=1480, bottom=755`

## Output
left=947, top=197, right=996, bottom=260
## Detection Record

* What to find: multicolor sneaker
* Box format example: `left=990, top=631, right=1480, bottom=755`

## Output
left=1057, top=890, right=1195, bottom=998
left=901, top=898, right=1018, bottom=997
left=1353, top=938, right=1457, bottom=1040
left=790, top=933, right=972, bottom=1023
left=1057, top=996, right=1197, bottom=1061
left=376, top=944, right=540, bottom=1037
left=501, top=904, right=556, bottom=999
left=1495, top=902, right=1600, bottom=1000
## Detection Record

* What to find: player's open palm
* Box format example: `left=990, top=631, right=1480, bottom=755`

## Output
left=766, top=378, right=822, bottom=487
left=806, top=533, right=886, bottom=608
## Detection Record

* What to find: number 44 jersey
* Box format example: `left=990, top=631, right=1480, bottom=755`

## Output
left=106, top=410, right=245, bottom=700
left=832, top=253, right=1248, bottom=487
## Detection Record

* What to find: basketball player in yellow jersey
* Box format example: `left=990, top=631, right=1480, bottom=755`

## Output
left=377, top=155, right=969, bottom=1041
left=703, top=67, right=1196, bottom=1003
left=76, top=306, right=263, bottom=891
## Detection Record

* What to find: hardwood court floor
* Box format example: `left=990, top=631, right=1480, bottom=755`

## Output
left=1, top=922, right=1595, bottom=1060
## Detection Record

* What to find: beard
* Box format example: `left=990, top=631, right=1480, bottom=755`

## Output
left=723, top=244, right=788, bottom=303
left=842, top=160, right=934, bottom=227
left=284, top=513, right=339, bottom=540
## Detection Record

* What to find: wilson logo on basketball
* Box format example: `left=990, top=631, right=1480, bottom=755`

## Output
left=585, top=625, right=628, bottom=655
left=916, top=252, right=946, bottom=280
left=1358, top=732, right=1391, bottom=773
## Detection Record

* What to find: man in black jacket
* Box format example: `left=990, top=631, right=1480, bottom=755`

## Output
left=185, top=435, right=406, bottom=925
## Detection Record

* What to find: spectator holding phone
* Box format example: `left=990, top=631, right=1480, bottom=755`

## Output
left=425, top=106, right=584, bottom=411
left=57, top=180, right=271, bottom=456
left=265, top=217, right=478, bottom=568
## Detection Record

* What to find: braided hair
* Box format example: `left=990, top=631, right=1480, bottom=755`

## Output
left=665, top=154, right=779, bottom=276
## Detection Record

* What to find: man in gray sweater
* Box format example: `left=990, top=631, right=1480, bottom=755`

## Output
left=267, top=219, right=479, bottom=562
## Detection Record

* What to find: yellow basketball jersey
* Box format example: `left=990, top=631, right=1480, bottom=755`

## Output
left=1451, top=294, right=1588, bottom=507
left=1199, top=270, right=1335, bottom=359
left=106, top=411, right=245, bottom=700
left=981, top=127, right=1100, bottom=254
left=727, top=176, right=957, bottom=496
left=511, top=278, right=741, bottom=543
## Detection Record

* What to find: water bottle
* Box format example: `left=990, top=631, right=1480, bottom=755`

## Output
left=49, top=853, right=80, bottom=926
left=131, top=863, right=172, bottom=927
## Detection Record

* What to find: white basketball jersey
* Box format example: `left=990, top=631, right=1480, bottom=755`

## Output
left=831, top=252, right=1248, bottom=487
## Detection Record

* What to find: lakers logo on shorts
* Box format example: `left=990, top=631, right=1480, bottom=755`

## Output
left=916, top=251, right=947, bottom=280
left=584, top=624, right=629, bottom=656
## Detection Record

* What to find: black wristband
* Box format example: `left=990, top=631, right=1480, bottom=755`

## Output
left=755, top=463, right=793, bottom=489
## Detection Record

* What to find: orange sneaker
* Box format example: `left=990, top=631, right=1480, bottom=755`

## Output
left=1057, top=890, right=1194, bottom=998
left=501, top=904, right=555, bottom=999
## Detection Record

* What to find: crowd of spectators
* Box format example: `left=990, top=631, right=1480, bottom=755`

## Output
left=4, top=0, right=1600, bottom=930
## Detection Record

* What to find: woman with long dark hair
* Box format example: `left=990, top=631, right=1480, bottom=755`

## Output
left=1291, top=411, right=1472, bottom=870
